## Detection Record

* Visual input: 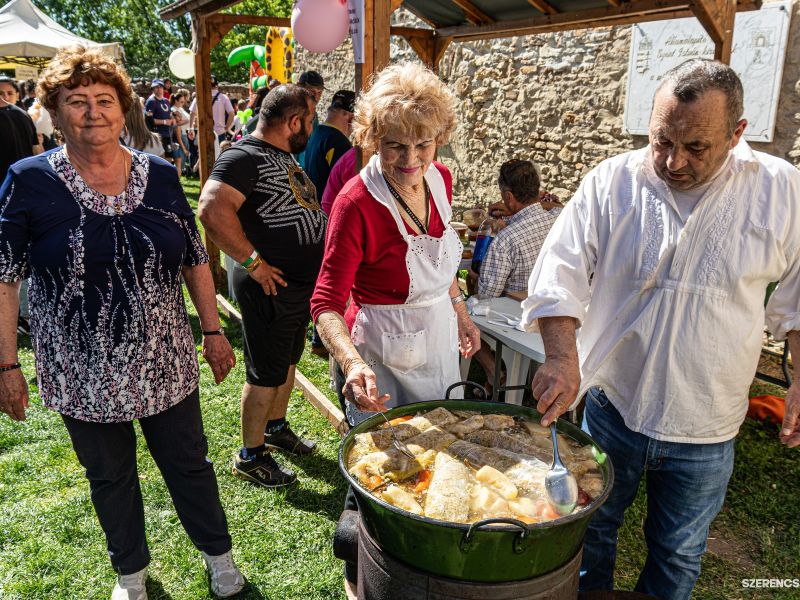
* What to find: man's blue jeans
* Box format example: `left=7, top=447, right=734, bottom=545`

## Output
left=580, top=387, right=735, bottom=600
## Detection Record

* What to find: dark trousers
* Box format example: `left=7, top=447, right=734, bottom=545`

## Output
left=188, top=133, right=198, bottom=170
left=61, top=389, right=232, bottom=575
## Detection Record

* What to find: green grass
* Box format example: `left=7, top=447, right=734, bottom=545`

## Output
left=0, top=302, right=349, bottom=599
left=0, top=177, right=798, bottom=598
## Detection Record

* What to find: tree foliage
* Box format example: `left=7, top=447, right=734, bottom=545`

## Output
left=213, top=0, right=293, bottom=84
left=33, top=0, right=292, bottom=83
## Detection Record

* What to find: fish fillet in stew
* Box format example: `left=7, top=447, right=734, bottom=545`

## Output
left=424, top=452, right=471, bottom=523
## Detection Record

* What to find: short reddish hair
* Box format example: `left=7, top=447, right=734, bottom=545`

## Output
left=37, top=45, right=134, bottom=114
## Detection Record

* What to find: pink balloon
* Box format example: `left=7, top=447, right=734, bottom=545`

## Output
left=291, top=0, right=350, bottom=54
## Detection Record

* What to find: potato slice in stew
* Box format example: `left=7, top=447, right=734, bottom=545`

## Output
left=382, top=485, right=423, bottom=515
left=470, top=483, right=510, bottom=519
left=476, top=465, right=518, bottom=500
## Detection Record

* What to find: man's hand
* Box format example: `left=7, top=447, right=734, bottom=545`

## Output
left=531, top=316, right=580, bottom=426
left=343, top=361, right=390, bottom=413
left=0, top=369, right=29, bottom=421
left=531, top=355, right=580, bottom=426
left=488, top=200, right=511, bottom=219
left=780, top=382, right=800, bottom=448
left=202, top=335, right=236, bottom=384
left=249, top=261, right=288, bottom=295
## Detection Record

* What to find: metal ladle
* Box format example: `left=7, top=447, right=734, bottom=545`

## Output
left=545, top=421, right=579, bottom=516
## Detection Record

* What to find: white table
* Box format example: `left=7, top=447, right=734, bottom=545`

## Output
left=460, top=296, right=545, bottom=405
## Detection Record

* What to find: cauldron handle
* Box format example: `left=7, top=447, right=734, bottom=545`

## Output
left=460, top=518, right=530, bottom=554
left=445, top=380, right=490, bottom=400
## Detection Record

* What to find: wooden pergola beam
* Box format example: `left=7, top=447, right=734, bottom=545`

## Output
left=205, top=13, right=291, bottom=28
left=451, top=0, right=495, bottom=24
left=160, top=0, right=238, bottom=20
left=691, top=0, right=737, bottom=62
left=391, top=0, right=405, bottom=12
left=394, top=27, right=452, bottom=73
left=691, top=0, right=725, bottom=42
left=525, top=0, right=559, bottom=16
left=436, top=0, right=758, bottom=42
left=402, top=4, right=440, bottom=27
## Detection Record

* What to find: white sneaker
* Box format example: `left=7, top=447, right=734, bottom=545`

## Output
left=111, top=567, right=148, bottom=600
left=201, top=550, right=245, bottom=597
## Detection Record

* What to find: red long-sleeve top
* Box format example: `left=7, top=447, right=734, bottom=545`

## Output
left=311, top=162, right=453, bottom=330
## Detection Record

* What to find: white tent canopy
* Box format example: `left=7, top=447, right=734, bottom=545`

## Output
left=0, top=0, right=124, bottom=65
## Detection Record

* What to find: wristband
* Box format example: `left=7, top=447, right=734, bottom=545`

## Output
left=245, top=255, right=263, bottom=273
left=202, top=328, right=225, bottom=336
left=0, top=362, right=21, bottom=372
left=450, top=294, right=465, bottom=306
left=241, top=250, right=258, bottom=269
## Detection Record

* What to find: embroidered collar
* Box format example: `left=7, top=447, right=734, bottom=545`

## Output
left=48, top=148, right=149, bottom=216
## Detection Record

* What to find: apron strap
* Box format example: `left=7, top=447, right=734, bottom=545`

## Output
left=422, top=163, right=452, bottom=226
left=360, top=155, right=411, bottom=240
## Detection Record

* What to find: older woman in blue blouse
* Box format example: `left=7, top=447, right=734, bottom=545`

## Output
left=0, top=47, right=244, bottom=599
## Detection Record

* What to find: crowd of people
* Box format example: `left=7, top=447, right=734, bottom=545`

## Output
left=1, top=43, right=799, bottom=600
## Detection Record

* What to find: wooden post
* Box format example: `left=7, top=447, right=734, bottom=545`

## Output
left=356, top=0, right=391, bottom=89
left=192, top=14, right=225, bottom=291
left=373, top=0, right=391, bottom=72
left=715, top=0, right=737, bottom=64
left=190, top=15, right=236, bottom=293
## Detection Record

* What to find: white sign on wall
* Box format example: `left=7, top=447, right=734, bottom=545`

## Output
left=624, top=1, right=792, bottom=142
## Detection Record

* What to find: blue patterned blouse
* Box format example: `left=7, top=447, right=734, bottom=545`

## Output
left=0, top=148, right=209, bottom=422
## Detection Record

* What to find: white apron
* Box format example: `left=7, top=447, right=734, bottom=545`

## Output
left=351, top=156, right=463, bottom=413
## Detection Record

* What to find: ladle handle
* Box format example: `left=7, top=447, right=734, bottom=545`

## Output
left=550, top=421, right=565, bottom=468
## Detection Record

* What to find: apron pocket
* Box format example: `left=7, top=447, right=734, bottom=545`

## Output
left=382, top=330, right=427, bottom=374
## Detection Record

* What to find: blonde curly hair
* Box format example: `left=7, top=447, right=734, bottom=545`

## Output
left=352, top=62, right=456, bottom=154
left=37, top=45, right=134, bottom=114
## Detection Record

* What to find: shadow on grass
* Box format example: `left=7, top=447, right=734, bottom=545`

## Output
left=145, top=577, right=174, bottom=599
left=237, top=580, right=268, bottom=599
left=282, top=451, right=349, bottom=523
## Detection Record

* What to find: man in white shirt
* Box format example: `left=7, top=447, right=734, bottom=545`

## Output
left=189, top=74, right=235, bottom=156
left=522, top=59, right=800, bottom=599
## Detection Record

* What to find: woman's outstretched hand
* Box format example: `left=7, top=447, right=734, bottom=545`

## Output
left=343, top=360, right=390, bottom=413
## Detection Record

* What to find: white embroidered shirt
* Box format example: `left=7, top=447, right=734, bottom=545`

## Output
left=521, top=140, right=800, bottom=443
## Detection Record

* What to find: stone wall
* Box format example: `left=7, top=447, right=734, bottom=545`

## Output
left=295, top=0, right=800, bottom=214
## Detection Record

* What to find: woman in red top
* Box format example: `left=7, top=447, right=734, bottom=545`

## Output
left=311, top=62, right=480, bottom=422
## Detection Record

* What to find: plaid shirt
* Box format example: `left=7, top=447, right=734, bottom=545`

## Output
left=478, top=203, right=561, bottom=298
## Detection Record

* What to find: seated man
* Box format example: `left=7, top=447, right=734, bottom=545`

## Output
left=472, top=159, right=561, bottom=393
